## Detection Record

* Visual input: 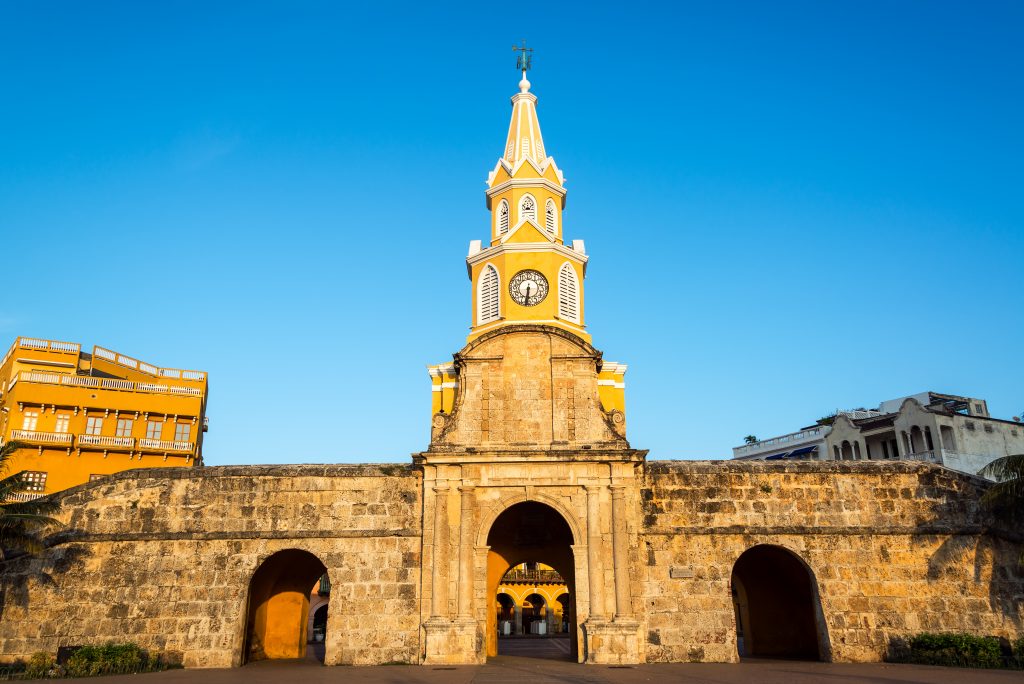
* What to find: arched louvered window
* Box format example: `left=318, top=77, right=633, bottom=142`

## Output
left=520, top=195, right=536, bottom=223
left=558, top=262, right=579, bottom=324
left=478, top=264, right=500, bottom=324
left=497, top=200, right=510, bottom=235
left=545, top=199, right=557, bottom=234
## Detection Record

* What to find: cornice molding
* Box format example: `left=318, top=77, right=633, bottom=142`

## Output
left=466, top=241, right=589, bottom=269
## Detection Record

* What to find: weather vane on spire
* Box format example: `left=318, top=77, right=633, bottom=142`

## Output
left=513, top=40, right=533, bottom=75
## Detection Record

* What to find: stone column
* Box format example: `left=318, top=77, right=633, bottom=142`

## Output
left=514, top=603, right=522, bottom=635
left=610, top=485, right=632, bottom=619
left=585, top=485, right=604, bottom=619
left=457, top=486, right=475, bottom=618
left=430, top=484, right=449, bottom=619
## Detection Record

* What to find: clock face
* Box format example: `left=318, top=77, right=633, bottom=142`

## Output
left=509, top=269, right=549, bottom=306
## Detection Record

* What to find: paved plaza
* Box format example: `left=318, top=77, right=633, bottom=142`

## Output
left=51, top=657, right=1024, bottom=684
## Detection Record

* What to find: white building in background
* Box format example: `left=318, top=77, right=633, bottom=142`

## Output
left=732, top=391, right=1024, bottom=478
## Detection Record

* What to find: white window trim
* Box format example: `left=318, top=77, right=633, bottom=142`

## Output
left=558, top=261, right=581, bottom=324
left=545, top=198, right=557, bottom=235
left=518, top=193, right=537, bottom=224
left=477, top=264, right=501, bottom=325
left=497, top=199, right=510, bottom=236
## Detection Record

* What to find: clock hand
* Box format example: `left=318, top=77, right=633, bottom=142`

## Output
left=525, top=283, right=531, bottom=305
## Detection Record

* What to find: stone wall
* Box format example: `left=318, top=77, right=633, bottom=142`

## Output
left=0, top=465, right=423, bottom=668
left=639, top=460, right=1024, bottom=663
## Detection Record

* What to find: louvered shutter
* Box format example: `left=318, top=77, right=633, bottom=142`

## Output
left=520, top=196, right=536, bottom=222
left=478, top=265, right=500, bottom=323
left=558, top=263, right=579, bottom=323
left=545, top=200, right=556, bottom=234
left=498, top=201, right=510, bottom=235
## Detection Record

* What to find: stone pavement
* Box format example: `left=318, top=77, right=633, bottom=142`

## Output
left=56, top=658, right=1024, bottom=684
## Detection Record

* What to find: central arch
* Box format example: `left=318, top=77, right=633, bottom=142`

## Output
left=243, top=549, right=328, bottom=664
left=484, top=501, right=579, bottom=661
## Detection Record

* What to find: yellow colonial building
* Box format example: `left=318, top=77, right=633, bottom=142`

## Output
left=496, top=562, right=570, bottom=637
left=0, top=336, right=208, bottom=495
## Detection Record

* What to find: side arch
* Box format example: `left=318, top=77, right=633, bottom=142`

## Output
left=242, top=548, right=328, bottom=663
left=730, top=543, right=830, bottom=661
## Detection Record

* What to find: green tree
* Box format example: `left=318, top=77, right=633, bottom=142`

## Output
left=0, top=440, right=62, bottom=557
left=744, top=435, right=758, bottom=445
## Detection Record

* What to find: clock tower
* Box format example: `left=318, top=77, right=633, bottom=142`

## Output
left=466, top=67, right=588, bottom=343
left=419, top=53, right=644, bottom=666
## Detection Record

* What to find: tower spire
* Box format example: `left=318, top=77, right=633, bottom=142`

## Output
left=503, top=41, right=547, bottom=164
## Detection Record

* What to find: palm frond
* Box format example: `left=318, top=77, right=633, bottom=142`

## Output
left=0, top=439, right=63, bottom=556
left=980, top=454, right=1024, bottom=524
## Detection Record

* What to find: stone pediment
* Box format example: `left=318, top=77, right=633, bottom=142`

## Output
left=425, top=325, right=629, bottom=454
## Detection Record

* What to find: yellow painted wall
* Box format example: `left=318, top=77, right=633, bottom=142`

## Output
left=0, top=337, right=208, bottom=495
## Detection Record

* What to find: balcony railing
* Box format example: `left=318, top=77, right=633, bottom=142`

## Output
left=10, top=430, right=73, bottom=445
left=78, top=434, right=135, bottom=449
left=9, top=371, right=202, bottom=397
left=900, top=450, right=940, bottom=464
left=502, top=569, right=565, bottom=584
left=734, top=427, right=826, bottom=455
left=4, top=491, right=44, bottom=502
left=1, top=336, right=80, bottom=370
left=93, top=346, right=206, bottom=382
left=139, top=439, right=194, bottom=452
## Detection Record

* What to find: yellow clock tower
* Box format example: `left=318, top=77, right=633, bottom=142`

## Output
left=426, top=58, right=627, bottom=432
left=467, top=67, right=588, bottom=343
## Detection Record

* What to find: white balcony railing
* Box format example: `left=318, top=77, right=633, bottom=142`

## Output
left=93, top=346, right=206, bottom=382
left=138, top=439, right=194, bottom=452
left=10, top=371, right=202, bottom=397
left=900, top=450, right=940, bottom=464
left=77, top=434, right=135, bottom=449
left=734, top=427, right=826, bottom=455
left=10, top=430, right=73, bottom=445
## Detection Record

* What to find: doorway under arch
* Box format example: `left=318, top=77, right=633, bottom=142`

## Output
left=731, top=545, right=828, bottom=660
left=485, top=501, right=578, bottom=661
left=243, top=549, right=328, bottom=664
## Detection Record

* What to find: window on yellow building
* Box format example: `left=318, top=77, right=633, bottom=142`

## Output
left=21, top=471, right=47, bottom=492
left=174, top=423, right=191, bottom=442
left=116, top=418, right=134, bottom=437
left=86, top=417, right=103, bottom=435
left=478, top=264, right=500, bottom=324
left=55, top=414, right=70, bottom=433
left=558, top=262, right=580, bottom=324
left=498, top=200, right=510, bottom=235
left=545, top=199, right=556, bottom=234
left=21, top=410, right=39, bottom=431
left=146, top=421, right=162, bottom=440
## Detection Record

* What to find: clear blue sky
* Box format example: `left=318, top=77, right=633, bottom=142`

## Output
left=2, top=2, right=1021, bottom=465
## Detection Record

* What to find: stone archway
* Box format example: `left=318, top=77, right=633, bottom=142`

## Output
left=731, top=545, right=828, bottom=660
left=243, top=549, right=328, bottom=663
left=485, top=501, right=578, bottom=661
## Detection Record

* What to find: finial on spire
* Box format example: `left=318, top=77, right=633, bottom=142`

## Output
left=512, top=40, right=533, bottom=92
